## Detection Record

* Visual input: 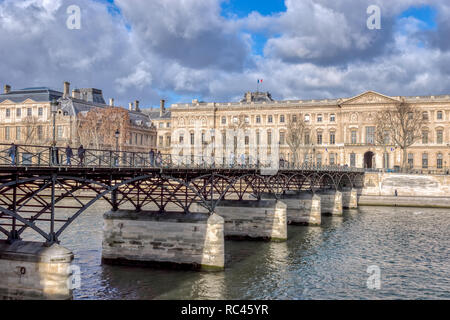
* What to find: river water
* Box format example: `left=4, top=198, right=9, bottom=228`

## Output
left=22, top=205, right=450, bottom=299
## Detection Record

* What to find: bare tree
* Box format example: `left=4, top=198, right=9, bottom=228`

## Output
left=22, top=116, right=41, bottom=145
left=286, top=116, right=307, bottom=166
left=228, top=114, right=249, bottom=155
left=375, top=100, right=425, bottom=171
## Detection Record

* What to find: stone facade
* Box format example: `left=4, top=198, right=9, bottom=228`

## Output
left=317, top=190, right=343, bottom=216
left=102, top=210, right=225, bottom=271
left=161, top=90, right=450, bottom=171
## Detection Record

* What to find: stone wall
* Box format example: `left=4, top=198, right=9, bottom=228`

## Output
left=317, top=190, right=343, bottom=216
left=362, top=172, right=450, bottom=197
left=214, top=200, right=287, bottom=241
left=342, top=189, right=358, bottom=209
left=0, top=241, right=74, bottom=300
left=102, top=210, right=225, bottom=271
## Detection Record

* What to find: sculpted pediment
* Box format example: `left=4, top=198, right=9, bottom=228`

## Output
left=342, top=91, right=400, bottom=105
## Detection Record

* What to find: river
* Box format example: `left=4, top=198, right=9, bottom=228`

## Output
left=21, top=205, right=450, bottom=299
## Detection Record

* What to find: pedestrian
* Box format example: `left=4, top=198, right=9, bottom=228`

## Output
left=229, top=152, right=235, bottom=168
left=240, top=153, right=246, bottom=168
left=65, top=145, right=73, bottom=166
left=394, top=189, right=398, bottom=197
left=8, top=143, right=16, bottom=165
left=78, top=145, right=85, bottom=166
left=149, top=149, right=155, bottom=167
left=156, top=151, right=162, bottom=167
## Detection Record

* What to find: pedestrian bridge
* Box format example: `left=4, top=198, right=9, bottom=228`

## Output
left=0, top=144, right=365, bottom=299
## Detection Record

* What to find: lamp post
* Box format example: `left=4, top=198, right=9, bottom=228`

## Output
left=115, top=129, right=120, bottom=167
left=50, top=99, right=59, bottom=165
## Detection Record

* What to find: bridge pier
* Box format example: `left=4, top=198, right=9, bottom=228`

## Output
left=213, top=200, right=288, bottom=242
left=342, top=188, right=358, bottom=209
left=317, top=190, right=343, bottom=216
left=0, top=240, right=74, bottom=300
left=102, top=210, right=225, bottom=271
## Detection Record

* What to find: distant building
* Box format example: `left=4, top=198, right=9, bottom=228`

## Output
left=143, top=99, right=171, bottom=153
left=0, top=82, right=157, bottom=152
left=159, top=90, right=450, bottom=171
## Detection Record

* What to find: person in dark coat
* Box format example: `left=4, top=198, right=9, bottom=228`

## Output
left=8, top=143, right=16, bottom=165
left=65, top=145, right=73, bottom=166
left=78, top=145, right=85, bottom=166
left=149, top=149, right=155, bottom=167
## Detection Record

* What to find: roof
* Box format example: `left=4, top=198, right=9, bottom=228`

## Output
left=143, top=108, right=171, bottom=120
left=0, top=87, right=63, bottom=104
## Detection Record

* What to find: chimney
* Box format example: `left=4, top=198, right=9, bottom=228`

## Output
left=109, top=98, right=114, bottom=106
left=72, top=89, right=80, bottom=99
left=246, top=92, right=252, bottom=103
left=63, top=81, right=70, bottom=98
left=134, top=100, right=140, bottom=112
left=4, top=85, right=11, bottom=94
left=160, top=99, right=165, bottom=117
left=129, top=102, right=133, bottom=111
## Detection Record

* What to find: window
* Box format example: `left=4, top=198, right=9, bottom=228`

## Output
left=201, top=133, right=205, bottom=144
left=350, top=153, right=356, bottom=167
left=330, top=153, right=335, bottom=165
left=422, top=112, right=429, bottom=121
left=16, top=127, right=21, bottom=140
left=179, top=135, right=184, bottom=144
left=408, top=153, right=414, bottom=169
left=5, top=127, right=10, bottom=140
left=141, top=134, right=144, bottom=145
left=232, top=116, right=238, bottom=124
left=280, top=115, right=285, bottom=123
left=330, top=114, right=336, bottom=122
left=305, top=133, right=310, bottom=145
left=245, top=136, right=249, bottom=145
left=57, top=125, right=63, bottom=139
left=256, top=131, right=260, bottom=145
left=159, top=123, right=163, bottom=128
left=317, top=132, right=323, bottom=145
left=330, top=132, right=336, bottom=145
left=317, top=114, right=323, bottom=122
left=222, top=132, right=226, bottom=149
left=159, top=136, right=163, bottom=146
left=166, top=122, right=171, bottom=128
left=256, top=115, right=261, bottom=124
left=305, top=114, right=310, bottom=122
left=351, top=130, right=357, bottom=144
left=280, top=132, right=285, bottom=145
left=437, top=153, right=443, bottom=169
left=166, top=136, right=171, bottom=147
left=422, top=131, right=428, bottom=144
left=268, top=115, right=273, bottom=123
left=129, top=134, right=132, bottom=145
left=245, top=116, right=249, bottom=124
left=292, top=115, right=297, bottom=122
left=37, top=126, right=43, bottom=141
left=267, top=132, right=272, bottom=146
left=38, top=107, right=43, bottom=117
left=135, top=133, right=138, bottom=145
left=190, top=133, right=195, bottom=145
left=437, top=130, right=443, bottom=144
left=366, top=126, right=375, bottom=144
left=383, top=131, right=390, bottom=145
left=221, top=116, right=226, bottom=125
left=16, top=108, right=21, bottom=117
left=437, top=111, right=443, bottom=120
left=422, top=153, right=428, bottom=169
left=27, top=108, right=32, bottom=116
left=6, top=109, right=10, bottom=118
left=316, top=153, right=322, bottom=166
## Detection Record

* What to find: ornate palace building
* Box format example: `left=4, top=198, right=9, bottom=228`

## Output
left=160, top=90, right=450, bottom=171
left=0, top=82, right=157, bottom=153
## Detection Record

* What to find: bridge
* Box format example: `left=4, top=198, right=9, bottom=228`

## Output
left=0, top=144, right=365, bottom=299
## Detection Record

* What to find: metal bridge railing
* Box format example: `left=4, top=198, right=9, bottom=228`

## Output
left=0, top=143, right=365, bottom=172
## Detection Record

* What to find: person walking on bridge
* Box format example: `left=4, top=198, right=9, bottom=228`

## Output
left=78, top=145, right=85, bottom=167
left=149, top=149, right=155, bottom=167
left=156, top=151, right=162, bottom=167
left=65, top=145, right=73, bottom=166
left=8, top=143, right=16, bottom=166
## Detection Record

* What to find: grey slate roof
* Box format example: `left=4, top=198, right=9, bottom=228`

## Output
left=0, top=87, right=62, bottom=103
left=143, top=108, right=171, bottom=120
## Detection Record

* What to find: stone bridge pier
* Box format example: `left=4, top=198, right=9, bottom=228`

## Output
left=102, top=210, right=225, bottom=271
left=0, top=241, right=74, bottom=300
left=317, top=190, right=343, bottom=216
left=342, top=188, right=359, bottom=209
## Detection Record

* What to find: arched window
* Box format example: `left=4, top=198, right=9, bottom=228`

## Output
left=436, top=129, right=444, bottom=144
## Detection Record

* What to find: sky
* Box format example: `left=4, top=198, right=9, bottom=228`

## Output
left=0, top=0, right=449, bottom=109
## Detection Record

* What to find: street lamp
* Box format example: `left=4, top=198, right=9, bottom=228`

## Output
left=115, top=129, right=120, bottom=151
left=50, top=99, right=59, bottom=165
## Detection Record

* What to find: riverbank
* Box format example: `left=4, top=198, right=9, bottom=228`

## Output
left=358, top=195, right=450, bottom=208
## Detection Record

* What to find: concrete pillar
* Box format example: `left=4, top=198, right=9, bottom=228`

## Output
left=0, top=240, right=74, bottom=300
left=102, top=210, right=225, bottom=271
left=318, top=190, right=343, bottom=216
left=214, top=200, right=287, bottom=242
left=342, top=188, right=358, bottom=209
